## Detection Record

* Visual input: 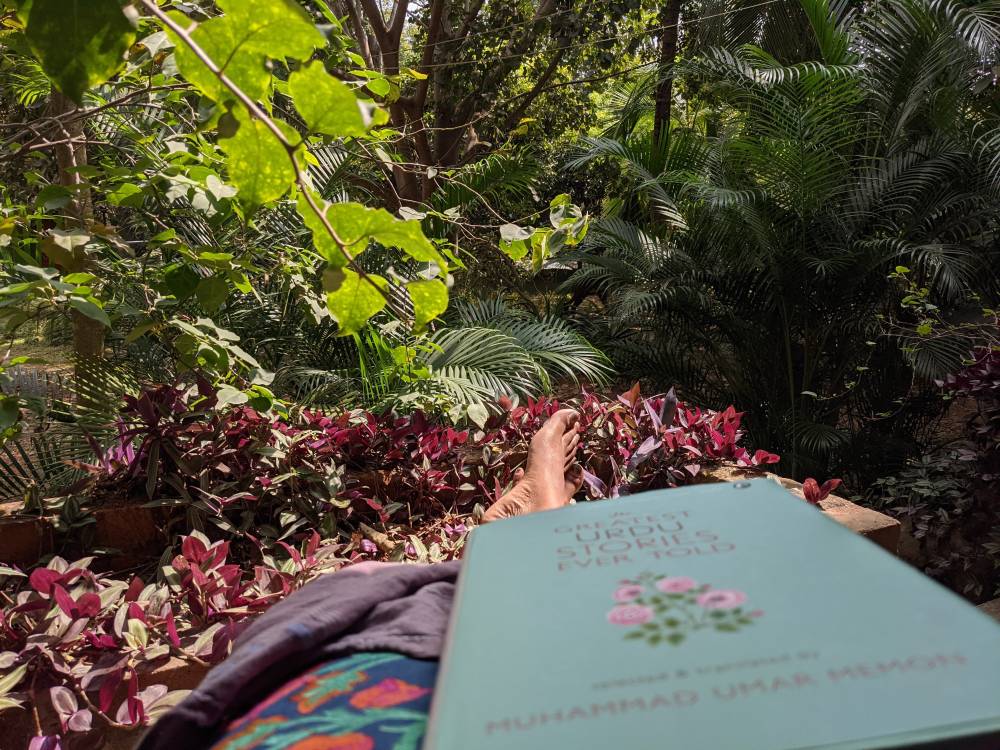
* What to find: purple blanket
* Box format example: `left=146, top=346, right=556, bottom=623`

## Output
left=138, top=561, right=461, bottom=750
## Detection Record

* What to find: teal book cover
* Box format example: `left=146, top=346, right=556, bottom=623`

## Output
left=424, top=480, right=1000, bottom=750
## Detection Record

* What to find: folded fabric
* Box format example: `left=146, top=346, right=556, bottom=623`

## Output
left=138, top=561, right=461, bottom=750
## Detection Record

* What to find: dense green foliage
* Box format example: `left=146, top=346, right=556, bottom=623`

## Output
left=0, top=0, right=601, bottom=428
left=564, top=0, right=1000, bottom=482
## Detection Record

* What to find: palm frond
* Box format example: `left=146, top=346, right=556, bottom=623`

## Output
left=425, top=326, right=544, bottom=401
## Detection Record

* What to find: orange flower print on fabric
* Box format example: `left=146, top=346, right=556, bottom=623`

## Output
left=348, top=678, right=430, bottom=709
left=293, top=669, right=369, bottom=713
left=213, top=716, right=285, bottom=750
left=227, top=670, right=315, bottom=730
left=285, top=734, right=375, bottom=750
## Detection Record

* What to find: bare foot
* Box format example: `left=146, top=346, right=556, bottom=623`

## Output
left=483, top=409, right=584, bottom=522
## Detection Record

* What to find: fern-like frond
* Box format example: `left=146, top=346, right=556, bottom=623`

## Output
left=425, top=326, right=545, bottom=399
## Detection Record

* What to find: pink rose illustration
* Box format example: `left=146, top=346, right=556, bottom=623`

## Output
left=613, top=574, right=761, bottom=646
left=696, top=589, right=747, bottom=610
left=613, top=584, right=645, bottom=602
left=607, top=604, right=654, bottom=626
left=656, top=576, right=697, bottom=593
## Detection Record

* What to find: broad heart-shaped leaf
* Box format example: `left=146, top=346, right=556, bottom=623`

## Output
left=215, top=384, right=248, bottom=406
left=170, top=14, right=268, bottom=106
left=323, top=268, right=387, bottom=336
left=68, top=297, right=110, bottom=327
left=407, top=279, right=448, bottom=332
left=500, top=237, right=530, bottom=262
left=0, top=396, right=20, bottom=430
left=221, top=112, right=299, bottom=213
left=327, top=203, right=447, bottom=269
left=163, top=263, right=200, bottom=300
left=499, top=223, right=531, bottom=261
left=169, top=0, right=323, bottom=106
left=297, top=192, right=349, bottom=267
left=289, top=61, right=369, bottom=137
left=195, top=275, right=228, bottom=313
left=26, top=0, right=135, bottom=104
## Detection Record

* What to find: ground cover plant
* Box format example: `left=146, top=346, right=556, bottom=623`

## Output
left=0, top=385, right=786, bottom=747
left=7, top=383, right=779, bottom=555
left=868, top=346, right=1000, bottom=601
left=0, top=533, right=343, bottom=749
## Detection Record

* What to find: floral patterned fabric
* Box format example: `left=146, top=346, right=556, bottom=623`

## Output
left=210, top=652, right=438, bottom=750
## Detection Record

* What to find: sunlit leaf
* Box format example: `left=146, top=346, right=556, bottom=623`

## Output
left=289, top=61, right=369, bottom=137
left=323, top=268, right=387, bottom=335
left=216, top=384, right=248, bottom=405
left=408, top=279, right=448, bottom=332
left=169, top=0, right=323, bottom=106
left=326, top=203, right=446, bottom=268
left=221, top=111, right=299, bottom=212
left=297, top=192, right=348, bottom=267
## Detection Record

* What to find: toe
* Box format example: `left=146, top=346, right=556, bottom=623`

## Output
left=549, top=408, right=580, bottom=433
left=566, top=464, right=584, bottom=493
left=564, top=437, right=580, bottom=469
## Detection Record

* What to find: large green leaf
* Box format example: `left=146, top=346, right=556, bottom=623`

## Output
left=298, top=193, right=349, bottom=267
left=170, top=0, right=324, bottom=106
left=68, top=297, right=110, bottom=327
left=324, top=268, right=387, bottom=335
left=289, top=61, right=369, bottom=137
left=221, top=112, right=299, bottom=212
left=408, top=279, right=448, bottom=332
left=196, top=276, right=229, bottom=313
left=326, top=203, right=446, bottom=268
left=26, top=0, right=135, bottom=103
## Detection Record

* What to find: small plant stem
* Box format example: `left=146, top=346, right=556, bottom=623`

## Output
left=73, top=683, right=133, bottom=730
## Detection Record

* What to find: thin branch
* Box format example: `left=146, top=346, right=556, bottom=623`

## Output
left=1, top=84, right=189, bottom=148
left=456, top=0, right=487, bottom=42
left=335, top=0, right=375, bottom=68
left=139, top=0, right=388, bottom=299
left=502, top=44, right=569, bottom=130
left=379, top=59, right=659, bottom=148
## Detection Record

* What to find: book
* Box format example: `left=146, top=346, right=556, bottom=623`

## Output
left=424, top=479, right=1000, bottom=750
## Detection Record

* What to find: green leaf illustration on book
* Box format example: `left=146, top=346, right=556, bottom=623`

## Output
left=607, top=572, right=763, bottom=646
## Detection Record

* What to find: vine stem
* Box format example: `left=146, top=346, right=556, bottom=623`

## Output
left=72, top=681, right=133, bottom=731
left=29, top=671, right=43, bottom=737
left=138, top=0, right=389, bottom=299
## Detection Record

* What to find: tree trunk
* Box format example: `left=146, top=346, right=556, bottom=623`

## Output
left=652, top=0, right=682, bottom=145
left=47, top=92, right=105, bottom=368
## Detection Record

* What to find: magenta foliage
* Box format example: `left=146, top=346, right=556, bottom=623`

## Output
left=0, top=534, right=343, bottom=749
left=492, top=386, right=780, bottom=498
left=938, top=346, right=1000, bottom=483
left=77, top=382, right=780, bottom=533
left=801, top=478, right=842, bottom=505
left=937, top=348, right=1000, bottom=400
left=86, top=386, right=480, bottom=530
